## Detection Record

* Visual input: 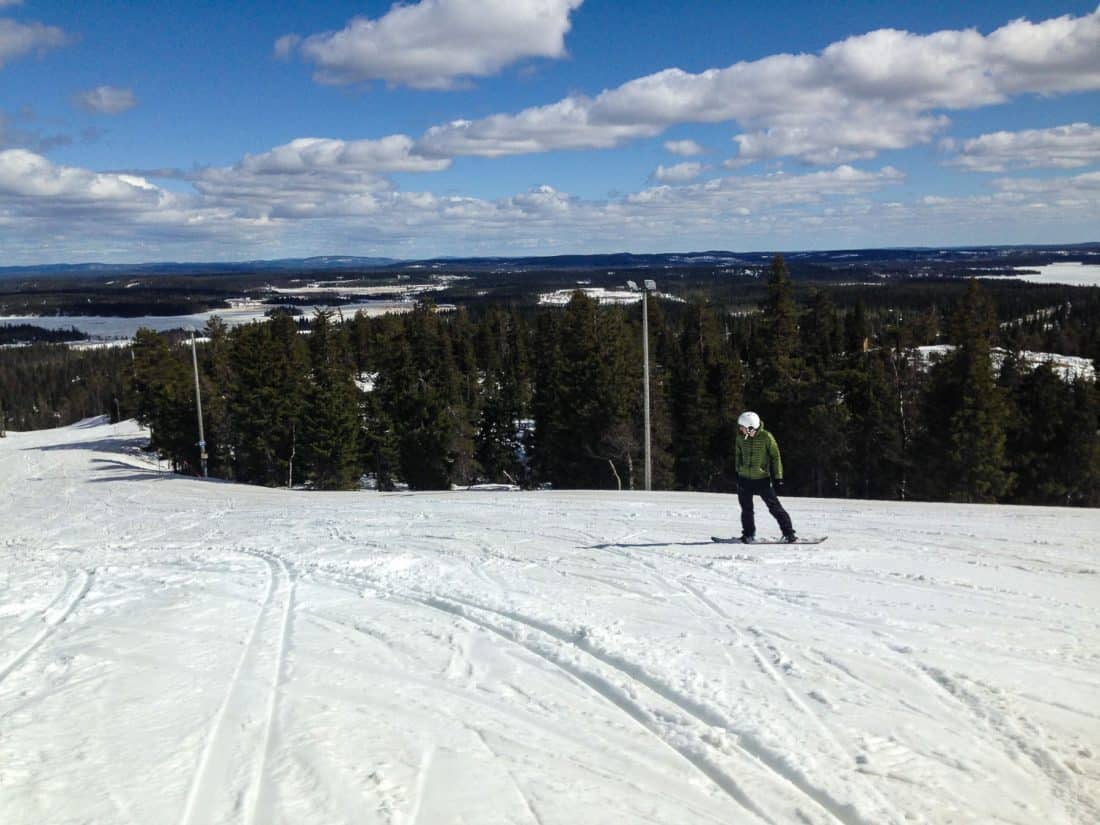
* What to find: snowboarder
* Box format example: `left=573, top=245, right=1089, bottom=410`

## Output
left=735, top=411, right=796, bottom=543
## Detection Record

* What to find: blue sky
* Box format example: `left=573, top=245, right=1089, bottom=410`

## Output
left=1, top=0, right=1098, bottom=264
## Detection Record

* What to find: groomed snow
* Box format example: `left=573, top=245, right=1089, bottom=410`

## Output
left=2, top=419, right=1098, bottom=824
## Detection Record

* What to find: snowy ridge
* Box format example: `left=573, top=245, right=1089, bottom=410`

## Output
left=1, top=419, right=1098, bottom=824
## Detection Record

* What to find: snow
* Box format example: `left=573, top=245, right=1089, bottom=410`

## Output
left=538, top=288, right=685, bottom=306
left=2, top=418, right=1099, bottom=825
left=915, top=345, right=1095, bottom=382
left=0, top=301, right=421, bottom=342
left=1009, top=264, right=1100, bottom=288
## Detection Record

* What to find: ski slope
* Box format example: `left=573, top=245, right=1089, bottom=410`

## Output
left=2, top=419, right=1098, bottom=825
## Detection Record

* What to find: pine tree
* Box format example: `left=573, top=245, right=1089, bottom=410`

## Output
left=300, top=310, right=362, bottom=490
left=1007, top=364, right=1100, bottom=505
left=475, top=308, right=530, bottom=484
left=131, top=328, right=195, bottom=471
left=531, top=310, right=566, bottom=485
left=532, top=293, right=640, bottom=489
left=670, top=301, right=736, bottom=490
left=756, top=254, right=801, bottom=393
left=844, top=299, right=871, bottom=353
left=228, top=315, right=309, bottom=486
left=375, top=302, right=467, bottom=490
left=842, top=351, right=908, bottom=498
left=923, top=280, right=1013, bottom=502
left=199, top=317, right=234, bottom=479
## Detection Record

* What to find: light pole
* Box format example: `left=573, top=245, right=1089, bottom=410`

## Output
left=628, top=279, right=656, bottom=491
left=189, top=330, right=208, bottom=478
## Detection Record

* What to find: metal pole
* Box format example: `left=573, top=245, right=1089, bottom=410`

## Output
left=190, top=331, right=208, bottom=478
left=642, top=288, right=652, bottom=491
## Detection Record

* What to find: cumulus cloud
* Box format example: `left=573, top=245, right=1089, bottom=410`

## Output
left=1, top=131, right=1095, bottom=262
left=0, top=148, right=164, bottom=203
left=0, top=140, right=913, bottom=260
left=653, top=162, right=703, bottom=183
left=413, top=8, right=1100, bottom=164
left=283, top=0, right=583, bottom=90
left=73, top=86, right=137, bottom=115
left=0, top=17, right=69, bottom=67
left=187, top=136, right=451, bottom=220
left=990, top=169, right=1100, bottom=195
left=664, top=139, right=705, bottom=157
left=944, top=123, right=1100, bottom=172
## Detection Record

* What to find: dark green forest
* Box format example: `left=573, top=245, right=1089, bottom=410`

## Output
left=3, top=257, right=1099, bottom=505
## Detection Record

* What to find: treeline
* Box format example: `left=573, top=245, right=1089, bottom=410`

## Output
left=0, top=343, right=132, bottom=430
left=4, top=258, right=1099, bottom=505
left=0, top=324, right=88, bottom=345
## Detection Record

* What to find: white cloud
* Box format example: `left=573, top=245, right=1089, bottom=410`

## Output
left=0, top=1, right=25, bottom=8
left=990, top=169, right=1100, bottom=195
left=284, top=0, right=583, bottom=90
left=412, top=8, right=1100, bottom=164
left=417, top=96, right=660, bottom=157
left=0, top=17, right=69, bottom=67
left=944, top=123, right=1100, bottom=172
left=73, top=86, right=137, bottom=115
left=273, top=34, right=299, bottom=60
left=187, top=136, right=451, bottom=220
left=0, top=149, right=156, bottom=201
left=238, top=135, right=450, bottom=175
left=664, top=139, right=705, bottom=157
left=653, top=162, right=703, bottom=183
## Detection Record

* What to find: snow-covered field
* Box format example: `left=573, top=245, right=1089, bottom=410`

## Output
left=2, top=419, right=1099, bottom=825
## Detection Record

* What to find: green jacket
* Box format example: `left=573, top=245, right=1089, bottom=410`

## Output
left=736, top=426, right=783, bottom=481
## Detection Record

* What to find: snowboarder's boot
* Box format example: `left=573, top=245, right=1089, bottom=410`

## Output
left=781, top=532, right=798, bottom=543
left=740, top=534, right=755, bottom=544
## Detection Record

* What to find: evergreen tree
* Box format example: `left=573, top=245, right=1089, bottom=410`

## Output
left=844, top=299, right=871, bottom=353
left=1007, top=364, right=1100, bottom=505
left=228, top=315, right=309, bottom=486
left=756, top=254, right=801, bottom=393
left=669, top=301, right=736, bottom=490
left=922, top=280, right=1012, bottom=502
left=131, top=328, right=196, bottom=471
left=531, top=310, right=566, bottom=484
left=475, top=307, right=530, bottom=484
left=841, top=351, right=908, bottom=498
left=199, top=317, right=234, bottom=479
left=533, top=293, right=640, bottom=489
left=374, top=302, right=466, bottom=489
left=300, top=310, right=362, bottom=490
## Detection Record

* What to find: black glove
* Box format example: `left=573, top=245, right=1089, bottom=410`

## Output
left=774, top=478, right=784, bottom=491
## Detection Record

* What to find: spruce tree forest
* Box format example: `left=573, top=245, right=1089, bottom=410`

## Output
left=3, top=256, right=1099, bottom=506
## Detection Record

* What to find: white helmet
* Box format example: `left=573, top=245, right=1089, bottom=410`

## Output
left=738, top=411, right=761, bottom=431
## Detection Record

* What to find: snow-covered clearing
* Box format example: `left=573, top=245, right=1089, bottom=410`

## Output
left=2, top=419, right=1098, bottom=824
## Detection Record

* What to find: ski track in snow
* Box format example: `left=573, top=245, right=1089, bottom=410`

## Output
left=0, top=568, right=93, bottom=685
left=2, top=418, right=1099, bottom=824
left=177, top=548, right=294, bottom=825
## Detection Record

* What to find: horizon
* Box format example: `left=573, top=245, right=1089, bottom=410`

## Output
left=5, top=240, right=1100, bottom=273
left=1, top=1, right=1099, bottom=264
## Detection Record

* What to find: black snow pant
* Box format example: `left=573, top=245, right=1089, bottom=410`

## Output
left=737, top=476, right=793, bottom=537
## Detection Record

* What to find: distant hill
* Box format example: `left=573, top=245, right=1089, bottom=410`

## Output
left=2, top=243, right=1097, bottom=280
left=0, top=256, right=399, bottom=280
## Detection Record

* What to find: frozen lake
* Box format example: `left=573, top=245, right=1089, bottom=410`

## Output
left=0, top=300, right=419, bottom=341
left=1010, top=262, right=1100, bottom=287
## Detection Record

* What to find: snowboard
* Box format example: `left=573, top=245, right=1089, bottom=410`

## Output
left=711, top=536, right=827, bottom=545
